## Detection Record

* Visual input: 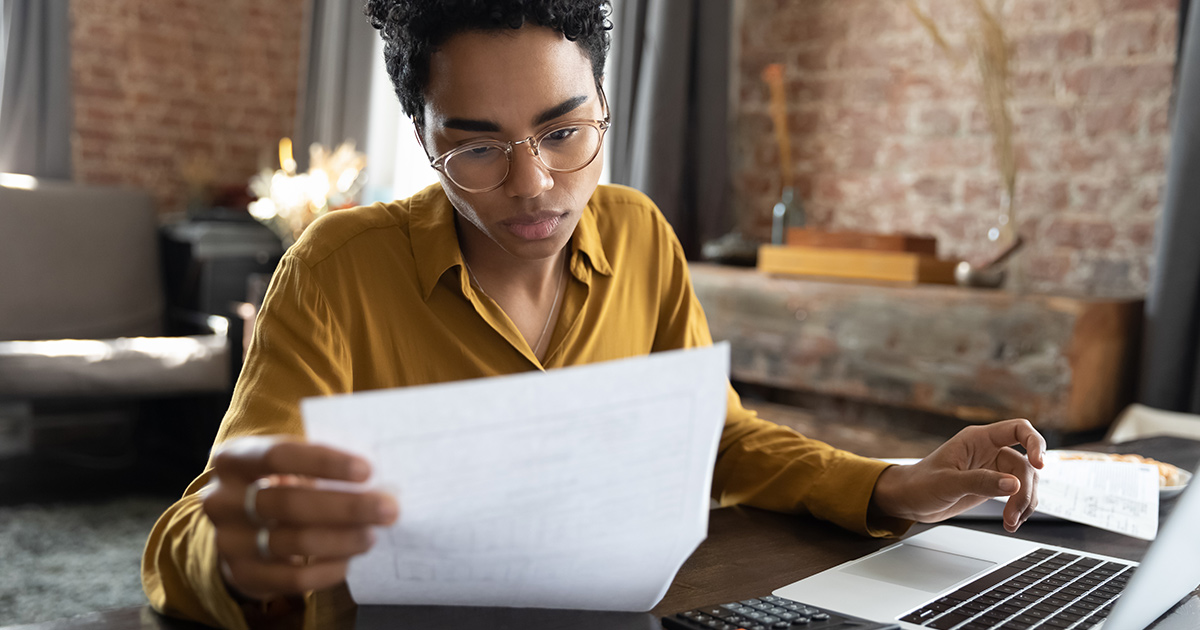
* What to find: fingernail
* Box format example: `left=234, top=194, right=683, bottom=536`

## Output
left=377, top=497, right=398, bottom=522
left=350, top=458, right=371, bottom=479
left=1000, top=478, right=1019, bottom=493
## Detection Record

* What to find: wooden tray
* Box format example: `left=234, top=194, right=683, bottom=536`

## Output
left=786, top=228, right=938, bottom=255
left=758, top=244, right=958, bottom=285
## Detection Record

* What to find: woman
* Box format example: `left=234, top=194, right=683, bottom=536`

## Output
left=142, top=2, right=1044, bottom=628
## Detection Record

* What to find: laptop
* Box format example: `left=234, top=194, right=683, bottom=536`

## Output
left=773, top=462, right=1200, bottom=630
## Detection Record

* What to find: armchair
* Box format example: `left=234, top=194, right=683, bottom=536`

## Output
left=0, top=177, right=233, bottom=498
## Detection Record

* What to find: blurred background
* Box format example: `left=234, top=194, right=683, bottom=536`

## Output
left=2, top=0, right=1198, bottom=625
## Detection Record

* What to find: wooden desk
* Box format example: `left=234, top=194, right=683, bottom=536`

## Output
left=8, top=437, right=1196, bottom=630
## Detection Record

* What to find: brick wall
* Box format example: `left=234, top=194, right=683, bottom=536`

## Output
left=69, top=0, right=305, bottom=215
left=735, top=0, right=1178, bottom=297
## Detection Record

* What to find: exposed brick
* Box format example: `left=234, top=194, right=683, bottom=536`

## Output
left=890, top=69, right=978, bottom=102
left=736, top=0, right=1174, bottom=297
left=1063, top=62, right=1175, bottom=98
left=1083, top=103, right=1140, bottom=135
left=1017, top=178, right=1071, bottom=212
left=911, top=175, right=957, bottom=205
left=1158, top=12, right=1180, bottom=52
left=1127, top=219, right=1158, bottom=248
left=1015, top=104, right=1076, bottom=136
left=1102, top=0, right=1177, bottom=11
left=1099, top=17, right=1160, bottom=57
left=963, top=176, right=1004, bottom=210
left=1147, top=100, right=1172, bottom=134
left=915, top=106, right=963, bottom=136
left=825, top=106, right=905, bottom=138
left=1013, top=30, right=1094, bottom=64
left=70, top=0, right=304, bottom=215
left=1012, top=68, right=1058, bottom=99
left=1046, top=218, right=1118, bottom=248
left=1006, top=0, right=1102, bottom=23
left=1072, top=177, right=1140, bottom=214
left=1024, top=252, right=1074, bottom=283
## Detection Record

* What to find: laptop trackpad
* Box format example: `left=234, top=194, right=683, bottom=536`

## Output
left=839, top=543, right=996, bottom=593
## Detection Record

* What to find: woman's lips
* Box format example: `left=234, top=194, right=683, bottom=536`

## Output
left=504, top=213, right=565, bottom=241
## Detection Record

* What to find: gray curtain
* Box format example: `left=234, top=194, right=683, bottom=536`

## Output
left=0, top=0, right=72, bottom=178
left=293, top=0, right=376, bottom=171
left=609, top=0, right=732, bottom=259
left=1141, top=4, right=1200, bottom=413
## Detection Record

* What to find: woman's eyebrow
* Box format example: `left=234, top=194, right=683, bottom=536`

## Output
left=442, top=95, right=590, bottom=133
left=533, top=95, right=588, bottom=125
left=443, top=118, right=501, bottom=132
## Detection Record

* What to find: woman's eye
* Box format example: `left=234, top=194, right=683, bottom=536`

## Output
left=546, top=127, right=579, bottom=142
left=458, top=145, right=502, bottom=160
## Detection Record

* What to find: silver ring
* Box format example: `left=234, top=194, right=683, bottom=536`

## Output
left=256, top=527, right=272, bottom=560
left=243, top=478, right=272, bottom=525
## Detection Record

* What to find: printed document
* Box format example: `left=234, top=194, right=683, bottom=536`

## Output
left=302, top=343, right=730, bottom=611
left=1034, top=455, right=1160, bottom=540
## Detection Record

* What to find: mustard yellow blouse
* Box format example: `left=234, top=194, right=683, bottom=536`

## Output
left=141, top=183, right=905, bottom=629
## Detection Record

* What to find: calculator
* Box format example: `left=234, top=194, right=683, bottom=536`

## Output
left=662, top=595, right=899, bottom=630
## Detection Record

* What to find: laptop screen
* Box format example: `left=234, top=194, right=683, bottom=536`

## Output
left=1103, top=462, right=1200, bottom=630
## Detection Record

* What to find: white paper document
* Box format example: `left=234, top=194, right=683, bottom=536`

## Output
left=1034, top=456, right=1160, bottom=540
left=301, top=343, right=730, bottom=611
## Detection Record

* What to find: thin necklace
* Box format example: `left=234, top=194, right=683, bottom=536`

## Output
left=462, top=253, right=566, bottom=356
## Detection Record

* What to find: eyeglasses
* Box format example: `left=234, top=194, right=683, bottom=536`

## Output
left=425, top=87, right=611, bottom=193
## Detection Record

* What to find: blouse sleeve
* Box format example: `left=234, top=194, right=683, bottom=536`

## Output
left=141, top=254, right=352, bottom=628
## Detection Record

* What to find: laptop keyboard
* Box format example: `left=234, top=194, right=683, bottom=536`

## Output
left=899, top=548, right=1135, bottom=630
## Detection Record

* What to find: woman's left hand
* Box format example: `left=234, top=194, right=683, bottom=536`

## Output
left=871, top=419, right=1047, bottom=532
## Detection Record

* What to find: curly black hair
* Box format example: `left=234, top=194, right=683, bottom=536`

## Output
left=364, top=0, right=613, bottom=130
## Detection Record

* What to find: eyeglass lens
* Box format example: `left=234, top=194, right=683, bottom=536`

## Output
left=443, top=123, right=603, bottom=192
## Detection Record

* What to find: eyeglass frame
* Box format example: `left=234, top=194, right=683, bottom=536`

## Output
left=420, top=85, right=611, bottom=194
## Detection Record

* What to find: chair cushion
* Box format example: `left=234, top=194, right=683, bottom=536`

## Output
left=0, top=179, right=165, bottom=340
left=0, top=335, right=230, bottom=398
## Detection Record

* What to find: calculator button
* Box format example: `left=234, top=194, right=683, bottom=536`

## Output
left=810, top=612, right=829, bottom=621
left=772, top=622, right=791, bottom=629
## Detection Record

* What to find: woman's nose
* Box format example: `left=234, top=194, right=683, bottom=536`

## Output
left=502, top=140, right=554, bottom=198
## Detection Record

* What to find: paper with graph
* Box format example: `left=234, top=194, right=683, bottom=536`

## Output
left=302, top=344, right=729, bottom=611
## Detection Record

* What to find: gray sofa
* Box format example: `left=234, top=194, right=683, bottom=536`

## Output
left=0, top=178, right=231, bottom=469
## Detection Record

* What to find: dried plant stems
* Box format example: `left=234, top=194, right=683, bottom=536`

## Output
left=907, top=0, right=1017, bottom=246
left=971, top=0, right=1017, bottom=244
left=905, top=0, right=963, bottom=66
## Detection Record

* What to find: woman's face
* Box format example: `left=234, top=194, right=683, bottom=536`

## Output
left=420, top=26, right=605, bottom=262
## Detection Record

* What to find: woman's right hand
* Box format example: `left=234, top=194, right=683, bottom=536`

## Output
left=201, top=436, right=399, bottom=601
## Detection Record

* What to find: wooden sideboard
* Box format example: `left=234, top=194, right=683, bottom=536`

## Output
left=690, top=263, right=1143, bottom=435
